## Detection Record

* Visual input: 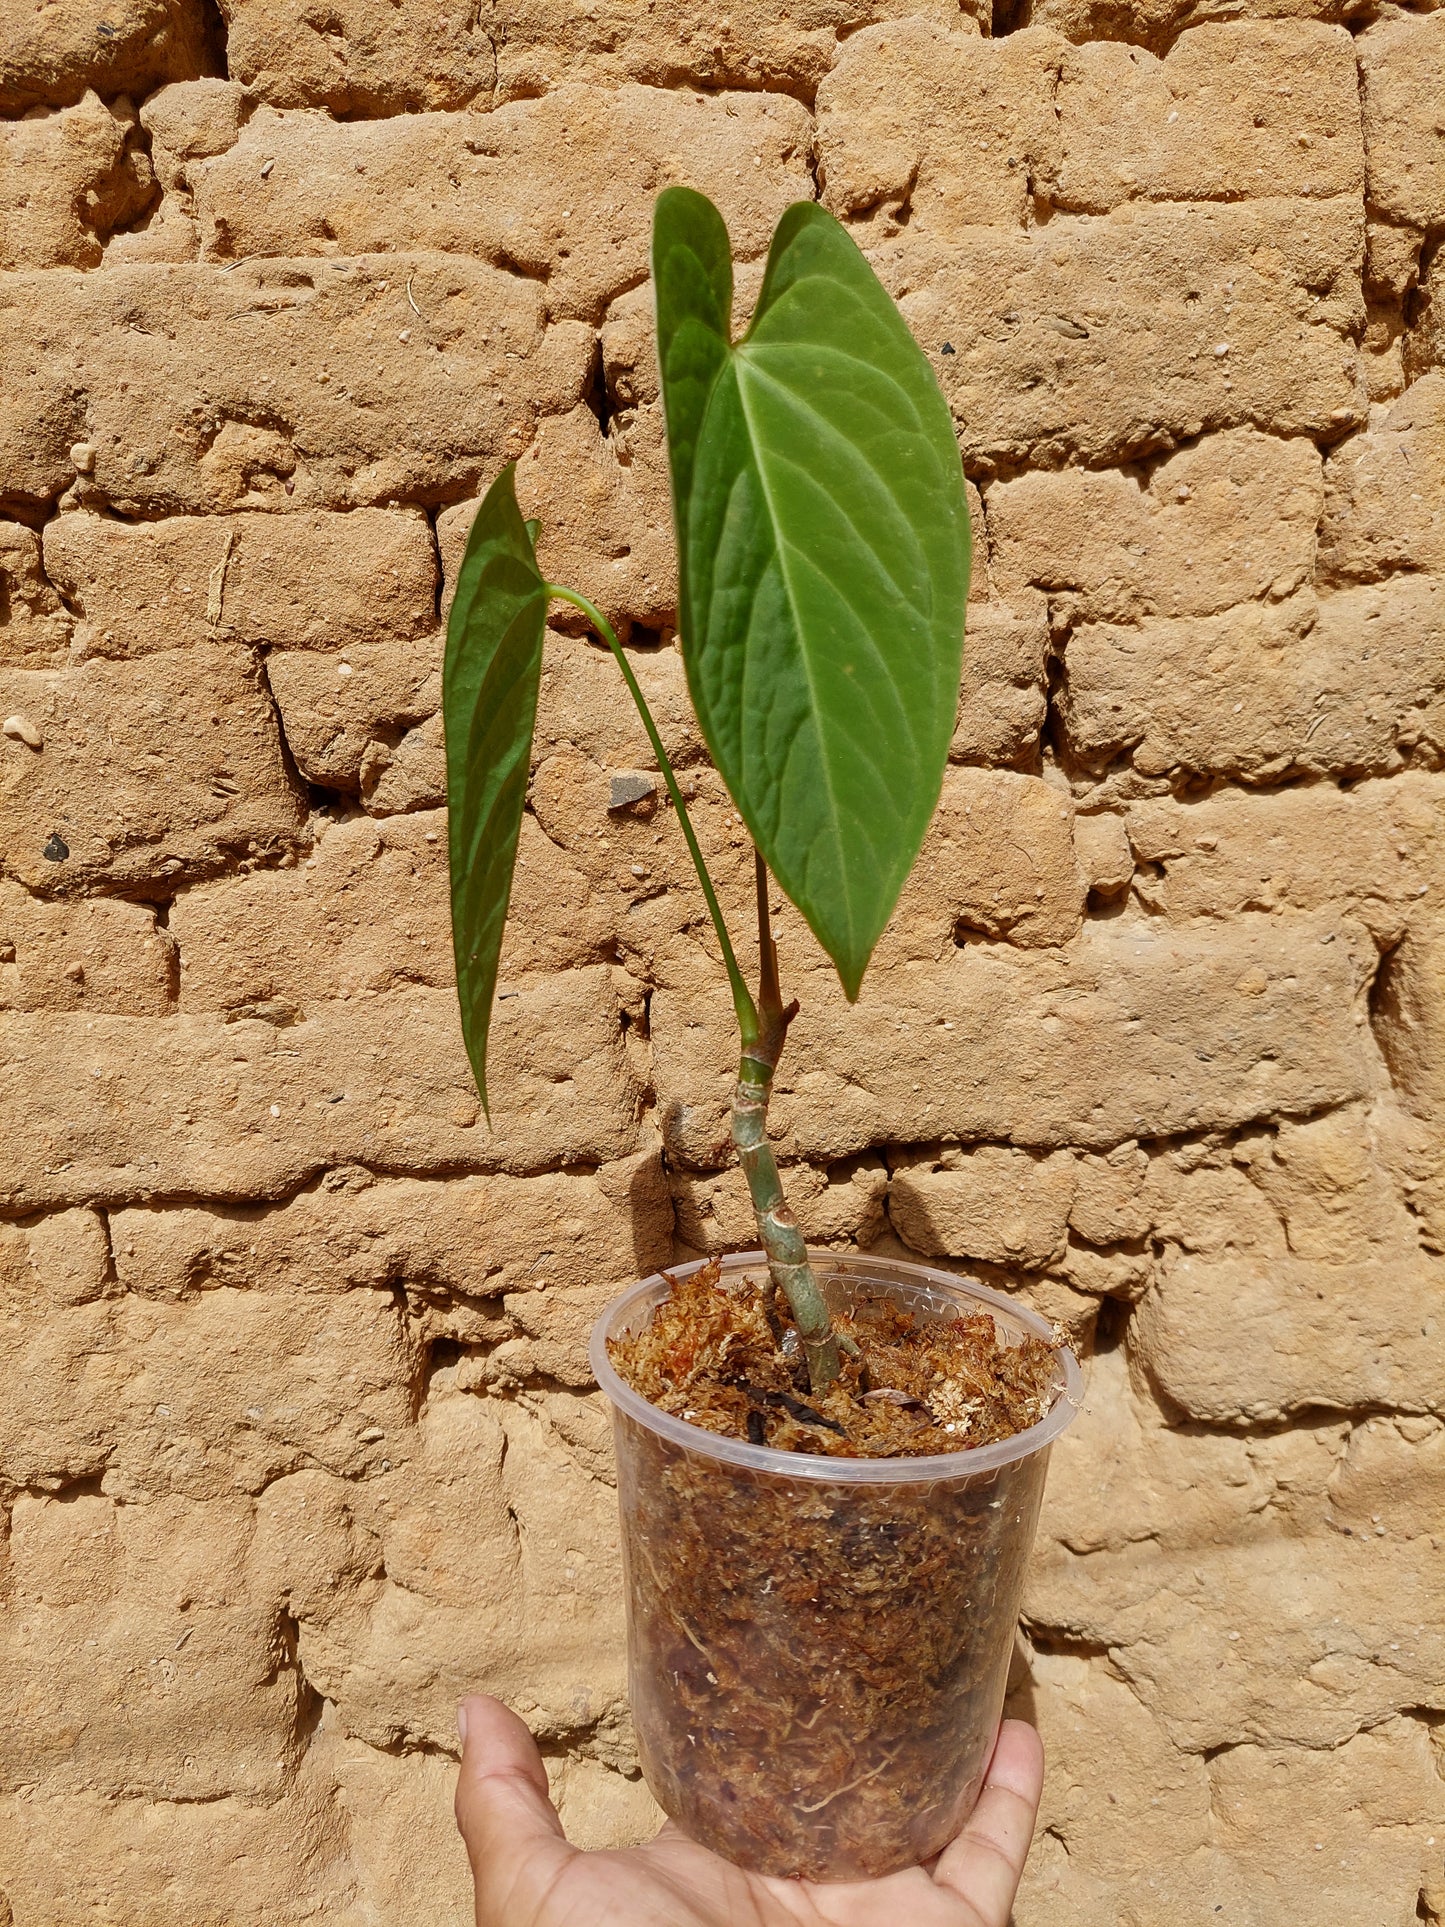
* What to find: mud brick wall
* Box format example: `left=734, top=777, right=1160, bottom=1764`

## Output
left=2, top=0, right=1444, bottom=1919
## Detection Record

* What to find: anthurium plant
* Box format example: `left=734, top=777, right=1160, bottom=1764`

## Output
left=444, top=186, right=970, bottom=1396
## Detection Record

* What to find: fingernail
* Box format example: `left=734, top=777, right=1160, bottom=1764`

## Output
left=456, top=1702, right=469, bottom=1746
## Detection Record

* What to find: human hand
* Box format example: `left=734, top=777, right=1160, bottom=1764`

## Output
left=455, top=1694, right=1044, bottom=1927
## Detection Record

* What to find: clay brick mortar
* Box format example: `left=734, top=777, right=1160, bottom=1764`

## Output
left=1, top=1, right=1444, bottom=1921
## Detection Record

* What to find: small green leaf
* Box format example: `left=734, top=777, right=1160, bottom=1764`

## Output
left=654, top=189, right=970, bottom=999
left=442, top=465, right=549, bottom=1118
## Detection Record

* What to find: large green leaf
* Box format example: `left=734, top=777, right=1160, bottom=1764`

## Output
left=442, top=465, right=549, bottom=1118
left=654, top=188, right=970, bottom=999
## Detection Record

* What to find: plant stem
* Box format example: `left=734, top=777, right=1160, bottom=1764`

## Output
left=545, top=586, right=840, bottom=1393
left=734, top=853, right=841, bottom=1392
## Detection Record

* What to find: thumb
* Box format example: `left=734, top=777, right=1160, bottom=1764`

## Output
left=932, top=1719, right=1045, bottom=1926
left=454, top=1695, right=574, bottom=1927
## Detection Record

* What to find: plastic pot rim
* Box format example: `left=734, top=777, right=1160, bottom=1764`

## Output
left=589, top=1247, right=1084, bottom=1485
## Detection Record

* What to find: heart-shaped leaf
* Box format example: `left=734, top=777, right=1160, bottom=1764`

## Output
left=654, top=189, right=970, bottom=999
left=443, top=465, right=549, bottom=1118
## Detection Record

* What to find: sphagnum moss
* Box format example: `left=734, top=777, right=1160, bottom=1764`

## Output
left=607, top=1261, right=1061, bottom=1878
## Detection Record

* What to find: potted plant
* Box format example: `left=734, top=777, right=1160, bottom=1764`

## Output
left=443, top=186, right=1081, bottom=1882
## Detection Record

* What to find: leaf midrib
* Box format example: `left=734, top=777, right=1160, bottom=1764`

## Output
left=739, top=386, right=933, bottom=632
left=731, top=346, right=856, bottom=960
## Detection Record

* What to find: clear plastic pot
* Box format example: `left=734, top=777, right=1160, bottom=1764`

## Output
left=589, top=1249, right=1082, bottom=1882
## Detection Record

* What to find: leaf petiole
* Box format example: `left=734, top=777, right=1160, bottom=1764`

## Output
left=544, top=584, right=839, bottom=1390
left=544, top=584, right=760, bottom=1050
